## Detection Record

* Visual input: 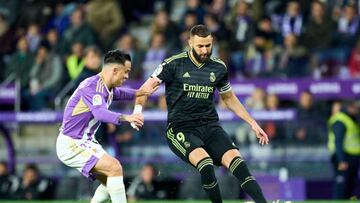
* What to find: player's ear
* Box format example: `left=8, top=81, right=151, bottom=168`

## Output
left=188, top=37, right=192, bottom=47
left=112, top=66, right=119, bottom=74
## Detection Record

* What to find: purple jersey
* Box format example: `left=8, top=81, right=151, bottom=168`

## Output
left=60, top=74, right=136, bottom=140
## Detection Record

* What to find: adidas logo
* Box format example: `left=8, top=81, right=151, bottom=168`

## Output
left=183, top=72, right=190, bottom=78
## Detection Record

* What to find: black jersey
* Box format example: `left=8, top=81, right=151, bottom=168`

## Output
left=151, top=51, right=232, bottom=124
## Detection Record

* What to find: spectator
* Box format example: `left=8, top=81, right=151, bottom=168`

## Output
left=179, top=11, right=198, bottom=48
left=16, top=1, right=52, bottom=29
left=0, top=13, right=16, bottom=80
left=244, top=35, right=272, bottom=77
left=328, top=100, right=360, bottom=199
left=5, top=36, right=34, bottom=89
left=65, top=41, right=85, bottom=81
left=60, top=6, right=96, bottom=55
left=142, top=32, right=168, bottom=79
left=115, top=33, right=144, bottom=79
left=207, top=0, right=228, bottom=19
left=292, top=91, right=323, bottom=145
left=14, top=164, right=50, bottom=200
left=0, top=161, right=19, bottom=199
left=204, top=13, right=229, bottom=43
left=73, top=46, right=102, bottom=87
left=334, top=4, right=359, bottom=48
left=275, top=34, right=308, bottom=77
left=330, top=4, right=359, bottom=75
left=45, top=29, right=61, bottom=54
left=127, top=163, right=159, bottom=201
left=182, top=0, right=206, bottom=24
left=25, top=23, right=42, bottom=53
left=264, top=94, right=285, bottom=145
left=331, top=101, right=342, bottom=116
left=348, top=39, right=360, bottom=78
left=304, top=1, right=334, bottom=52
left=245, top=87, right=266, bottom=110
left=229, top=0, right=255, bottom=75
left=44, top=2, right=72, bottom=37
left=235, top=88, right=266, bottom=145
left=304, top=1, right=335, bottom=77
left=0, top=0, right=18, bottom=26
left=255, top=16, right=277, bottom=48
left=25, top=43, right=63, bottom=110
left=280, top=1, right=304, bottom=37
left=150, top=9, right=180, bottom=52
left=86, top=0, right=124, bottom=51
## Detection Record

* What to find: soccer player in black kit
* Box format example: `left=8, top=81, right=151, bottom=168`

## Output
left=133, top=25, right=269, bottom=203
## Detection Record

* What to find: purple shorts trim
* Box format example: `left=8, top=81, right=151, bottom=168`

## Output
left=81, top=155, right=98, bottom=181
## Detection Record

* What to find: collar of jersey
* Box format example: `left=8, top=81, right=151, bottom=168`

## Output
left=98, top=74, right=113, bottom=95
left=187, top=51, right=205, bottom=69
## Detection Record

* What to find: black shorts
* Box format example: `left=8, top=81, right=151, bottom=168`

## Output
left=165, top=121, right=238, bottom=166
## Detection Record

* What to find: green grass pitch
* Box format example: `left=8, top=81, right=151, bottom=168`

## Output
left=0, top=201, right=359, bottom=203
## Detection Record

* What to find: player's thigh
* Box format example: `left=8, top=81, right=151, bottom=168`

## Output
left=92, top=154, right=122, bottom=177
left=166, top=126, right=204, bottom=165
left=204, top=124, right=238, bottom=166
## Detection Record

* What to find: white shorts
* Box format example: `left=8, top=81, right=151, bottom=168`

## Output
left=56, top=133, right=106, bottom=180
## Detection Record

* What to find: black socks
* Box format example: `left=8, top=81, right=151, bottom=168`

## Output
left=229, top=156, right=267, bottom=203
left=196, top=157, right=222, bottom=203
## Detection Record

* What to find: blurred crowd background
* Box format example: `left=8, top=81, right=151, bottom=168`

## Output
left=0, top=0, right=359, bottom=201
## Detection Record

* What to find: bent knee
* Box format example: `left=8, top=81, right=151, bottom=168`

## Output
left=107, top=160, right=122, bottom=176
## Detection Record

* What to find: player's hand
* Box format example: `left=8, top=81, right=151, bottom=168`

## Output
left=338, top=161, right=349, bottom=171
left=121, top=114, right=144, bottom=130
left=250, top=121, right=269, bottom=145
left=136, top=78, right=160, bottom=97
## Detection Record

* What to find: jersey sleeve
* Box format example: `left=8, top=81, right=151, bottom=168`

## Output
left=81, top=87, right=121, bottom=124
left=151, top=61, right=174, bottom=83
left=113, top=87, right=136, bottom=101
left=216, top=69, right=232, bottom=94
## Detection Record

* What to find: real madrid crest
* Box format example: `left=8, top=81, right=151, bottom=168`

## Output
left=210, top=72, right=216, bottom=82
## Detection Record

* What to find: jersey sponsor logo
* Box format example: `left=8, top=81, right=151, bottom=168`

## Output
left=183, top=83, right=214, bottom=99
left=183, top=72, right=191, bottom=78
left=183, top=84, right=214, bottom=93
left=92, top=94, right=102, bottom=106
left=210, top=72, right=216, bottom=82
left=152, top=64, right=163, bottom=77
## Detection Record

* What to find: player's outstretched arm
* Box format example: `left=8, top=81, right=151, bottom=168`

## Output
left=130, top=77, right=161, bottom=130
left=136, top=78, right=160, bottom=97
left=220, top=90, right=269, bottom=145
left=113, top=79, right=159, bottom=101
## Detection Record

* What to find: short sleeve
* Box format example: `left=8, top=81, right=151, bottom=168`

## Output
left=81, top=87, right=107, bottom=111
left=151, top=61, right=174, bottom=83
left=216, top=69, right=232, bottom=94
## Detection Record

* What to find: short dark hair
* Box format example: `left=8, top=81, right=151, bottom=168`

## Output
left=24, top=163, right=39, bottom=174
left=103, top=49, right=131, bottom=65
left=190, top=24, right=212, bottom=38
left=0, top=161, right=8, bottom=167
left=143, top=162, right=158, bottom=177
left=84, top=45, right=102, bottom=57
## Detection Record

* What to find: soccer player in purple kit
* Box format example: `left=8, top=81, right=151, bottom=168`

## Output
left=56, top=50, right=158, bottom=203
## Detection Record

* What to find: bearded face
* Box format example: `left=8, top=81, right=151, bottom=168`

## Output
left=189, top=35, right=213, bottom=64
left=191, top=46, right=212, bottom=63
